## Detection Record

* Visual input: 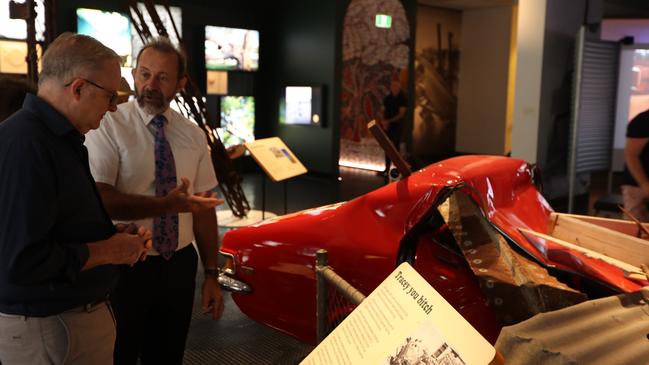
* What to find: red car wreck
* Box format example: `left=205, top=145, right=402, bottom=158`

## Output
left=218, top=155, right=649, bottom=344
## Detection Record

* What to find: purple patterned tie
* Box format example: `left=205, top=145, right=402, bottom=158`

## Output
left=152, top=115, right=178, bottom=260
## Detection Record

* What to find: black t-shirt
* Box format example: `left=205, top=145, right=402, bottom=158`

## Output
left=383, top=91, right=407, bottom=122
left=622, top=109, right=649, bottom=186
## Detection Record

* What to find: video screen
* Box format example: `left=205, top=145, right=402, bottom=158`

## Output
left=280, top=86, right=323, bottom=126
left=77, top=8, right=132, bottom=67
left=219, top=96, right=255, bottom=148
left=285, top=87, right=312, bottom=125
left=205, top=26, right=259, bottom=71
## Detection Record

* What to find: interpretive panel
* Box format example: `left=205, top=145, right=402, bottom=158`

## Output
left=301, top=262, right=495, bottom=365
left=244, top=137, right=307, bottom=182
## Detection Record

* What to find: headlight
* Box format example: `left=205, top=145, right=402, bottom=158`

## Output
left=218, top=251, right=236, bottom=275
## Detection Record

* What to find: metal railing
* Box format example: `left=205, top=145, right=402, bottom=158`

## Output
left=315, top=249, right=366, bottom=343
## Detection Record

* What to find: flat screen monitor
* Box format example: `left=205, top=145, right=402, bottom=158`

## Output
left=205, top=26, right=259, bottom=71
left=219, top=96, right=255, bottom=148
left=77, top=8, right=132, bottom=67
left=280, top=86, right=323, bottom=126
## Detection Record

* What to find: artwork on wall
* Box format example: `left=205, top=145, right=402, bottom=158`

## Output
left=0, top=39, right=41, bottom=74
left=413, top=6, right=461, bottom=162
left=207, top=70, right=228, bottom=95
left=339, top=0, right=410, bottom=171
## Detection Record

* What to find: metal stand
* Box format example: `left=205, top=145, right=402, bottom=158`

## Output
left=261, top=173, right=266, bottom=220
left=283, top=180, right=288, bottom=214
left=260, top=173, right=289, bottom=218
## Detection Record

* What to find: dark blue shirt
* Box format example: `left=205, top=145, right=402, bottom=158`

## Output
left=0, top=94, right=118, bottom=316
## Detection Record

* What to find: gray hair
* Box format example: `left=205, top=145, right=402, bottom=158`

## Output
left=135, top=37, right=187, bottom=79
left=38, top=33, right=121, bottom=86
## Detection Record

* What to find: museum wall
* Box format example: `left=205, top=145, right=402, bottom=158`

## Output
left=262, top=0, right=343, bottom=175
left=47, top=0, right=420, bottom=176
left=455, top=5, right=514, bottom=156
left=536, top=0, right=597, bottom=175
left=413, top=5, right=461, bottom=163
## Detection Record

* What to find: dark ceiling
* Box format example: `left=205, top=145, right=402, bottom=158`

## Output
left=603, top=0, right=649, bottom=18
left=418, top=0, right=649, bottom=18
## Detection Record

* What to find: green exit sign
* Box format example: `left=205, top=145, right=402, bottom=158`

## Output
left=375, top=14, right=392, bottom=29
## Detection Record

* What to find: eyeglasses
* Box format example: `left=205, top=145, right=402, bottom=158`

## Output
left=65, top=77, right=118, bottom=107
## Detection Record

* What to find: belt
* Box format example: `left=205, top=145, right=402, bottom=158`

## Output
left=82, top=298, right=107, bottom=312
left=0, top=298, right=108, bottom=319
left=68, top=295, right=109, bottom=313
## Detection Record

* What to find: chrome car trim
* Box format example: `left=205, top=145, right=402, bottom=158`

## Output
left=218, top=273, right=252, bottom=294
left=218, top=251, right=236, bottom=275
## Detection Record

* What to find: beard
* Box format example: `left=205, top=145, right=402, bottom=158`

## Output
left=135, top=88, right=173, bottom=115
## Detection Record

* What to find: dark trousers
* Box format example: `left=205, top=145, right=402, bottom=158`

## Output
left=111, top=244, right=198, bottom=365
left=384, top=121, right=403, bottom=171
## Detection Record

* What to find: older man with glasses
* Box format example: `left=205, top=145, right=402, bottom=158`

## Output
left=0, top=33, right=152, bottom=364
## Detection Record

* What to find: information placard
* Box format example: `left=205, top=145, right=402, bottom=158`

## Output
left=244, top=137, right=307, bottom=182
left=301, top=263, right=496, bottom=365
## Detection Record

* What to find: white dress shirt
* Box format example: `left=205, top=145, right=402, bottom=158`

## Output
left=85, top=100, right=218, bottom=254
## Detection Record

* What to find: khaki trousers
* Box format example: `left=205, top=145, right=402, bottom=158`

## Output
left=0, top=301, right=115, bottom=365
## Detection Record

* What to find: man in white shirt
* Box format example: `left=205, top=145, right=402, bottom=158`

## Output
left=85, top=37, right=224, bottom=365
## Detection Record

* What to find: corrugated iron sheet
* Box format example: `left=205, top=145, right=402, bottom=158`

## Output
left=496, top=287, right=649, bottom=364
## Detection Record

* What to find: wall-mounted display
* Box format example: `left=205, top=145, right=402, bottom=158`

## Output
left=219, top=96, right=255, bottom=148
left=205, top=26, right=259, bottom=71
left=207, top=70, right=228, bottom=95
left=0, top=40, right=41, bottom=74
left=280, top=86, right=323, bottom=126
left=77, top=8, right=132, bottom=67
left=0, top=0, right=45, bottom=41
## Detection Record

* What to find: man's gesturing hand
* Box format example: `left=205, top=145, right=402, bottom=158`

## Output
left=165, top=177, right=224, bottom=213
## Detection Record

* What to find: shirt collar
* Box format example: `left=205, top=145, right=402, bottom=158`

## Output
left=23, top=93, right=83, bottom=140
left=133, top=100, right=172, bottom=126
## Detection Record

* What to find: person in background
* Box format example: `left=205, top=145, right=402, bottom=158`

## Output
left=622, top=109, right=649, bottom=221
left=0, top=33, right=151, bottom=365
left=85, top=37, right=224, bottom=365
left=380, top=79, right=407, bottom=175
left=0, top=75, right=37, bottom=122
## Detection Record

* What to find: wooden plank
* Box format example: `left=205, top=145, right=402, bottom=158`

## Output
left=618, top=205, right=649, bottom=237
left=367, top=120, right=411, bottom=177
left=519, top=228, right=644, bottom=278
left=551, top=212, right=649, bottom=238
left=548, top=213, right=649, bottom=268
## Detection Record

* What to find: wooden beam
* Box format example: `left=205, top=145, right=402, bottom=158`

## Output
left=618, top=204, right=649, bottom=237
left=367, top=120, right=411, bottom=177
left=550, top=213, right=649, bottom=238
left=520, top=228, right=644, bottom=278
left=548, top=213, right=649, bottom=268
